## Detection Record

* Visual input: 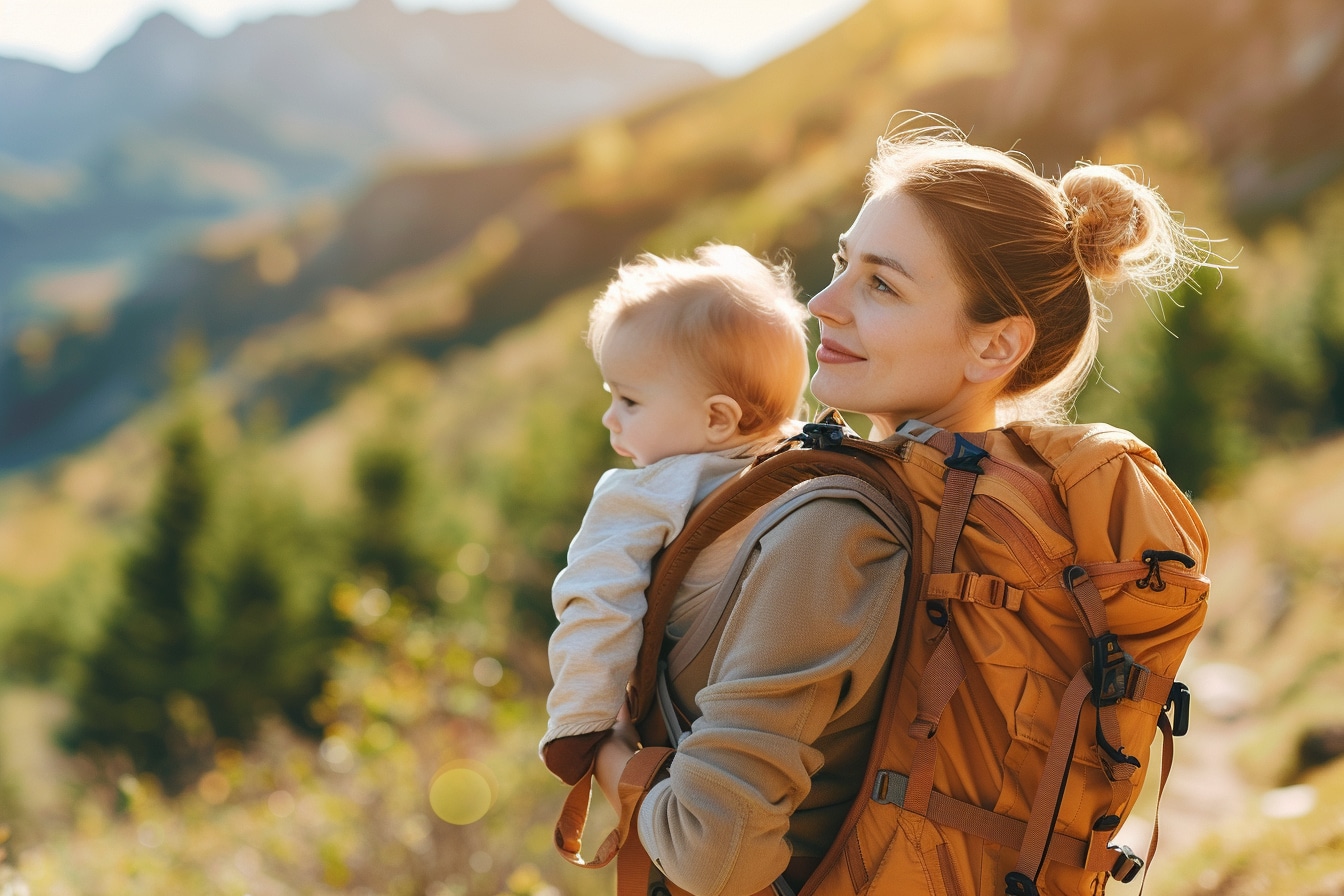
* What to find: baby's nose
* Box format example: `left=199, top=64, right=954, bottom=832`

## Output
left=601, top=406, right=619, bottom=432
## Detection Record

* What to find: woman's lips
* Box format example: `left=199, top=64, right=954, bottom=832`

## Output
left=816, top=338, right=864, bottom=364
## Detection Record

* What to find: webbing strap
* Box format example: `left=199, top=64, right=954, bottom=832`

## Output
left=904, top=430, right=984, bottom=816
left=931, top=466, right=978, bottom=574
left=1013, top=669, right=1093, bottom=882
left=555, top=746, right=674, bottom=874
left=1066, top=570, right=1139, bottom=784
left=872, top=769, right=1113, bottom=872
left=921, top=572, right=1024, bottom=611
left=1134, top=712, right=1177, bottom=896
left=904, top=633, right=967, bottom=814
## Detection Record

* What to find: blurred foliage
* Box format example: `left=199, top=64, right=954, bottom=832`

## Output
left=351, top=442, right=437, bottom=607
left=62, top=417, right=212, bottom=788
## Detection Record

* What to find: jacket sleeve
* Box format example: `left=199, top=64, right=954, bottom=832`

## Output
left=543, top=458, right=707, bottom=749
left=636, top=497, right=908, bottom=896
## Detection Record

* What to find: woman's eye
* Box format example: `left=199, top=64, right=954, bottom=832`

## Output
left=871, top=276, right=892, bottom=293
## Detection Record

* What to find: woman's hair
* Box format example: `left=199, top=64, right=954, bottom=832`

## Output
left=865, top=114, right=1216, bottom=424
left=587, top=243, right=810, bottom=436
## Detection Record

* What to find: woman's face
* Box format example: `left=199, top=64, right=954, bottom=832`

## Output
left=808, top=190, right=997, bottom=436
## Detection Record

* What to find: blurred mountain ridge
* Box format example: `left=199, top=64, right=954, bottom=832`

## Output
left=0, top=0, right=713, bottom=334
left=3, top=0, right=1344, bottom=471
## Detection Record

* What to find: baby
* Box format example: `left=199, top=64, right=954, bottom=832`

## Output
left=540, top=243, right=811, bottom=784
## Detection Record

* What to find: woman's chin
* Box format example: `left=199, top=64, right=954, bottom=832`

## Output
left=809, top=373, right=852, bottom=412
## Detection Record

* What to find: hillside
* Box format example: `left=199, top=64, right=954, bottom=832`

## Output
left=5, top=0, right=1344, bottom=471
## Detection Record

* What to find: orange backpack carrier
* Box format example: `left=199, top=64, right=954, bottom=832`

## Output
left=555, top=414, right=1210, bottom=896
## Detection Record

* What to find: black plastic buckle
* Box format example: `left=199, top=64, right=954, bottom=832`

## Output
left=799, top=422, right=845, bottom=450
left=944, top=434, right=990, bottom=473
left=871, top=769, right=908, bottom=806
left=1089, top=633, right=1133, bottom=707
left=1004, top=871, right=1040, bottom=896
left=1109, top=844, right=1144, bottom=883
left=1166, top=681, right=1192, bottom=737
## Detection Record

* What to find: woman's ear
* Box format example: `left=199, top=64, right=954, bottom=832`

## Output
left=704, top=394, right=745, bottom=445
left=965, top=315, right=1035, bottom=385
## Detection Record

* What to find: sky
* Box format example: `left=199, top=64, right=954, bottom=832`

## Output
left=0, top=0, right=869, bottom=76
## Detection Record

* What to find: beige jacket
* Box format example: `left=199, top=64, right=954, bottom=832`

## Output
left=637, top=496, right=908, bottom=896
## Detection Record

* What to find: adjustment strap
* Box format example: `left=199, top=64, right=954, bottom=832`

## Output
left=1135, top=712, right=1177, bottom=895
left=921, top=572, right=1024, bottom=611
left=1013, top=669, right=1092, bottom=882
left=906, top=430, right=984, bottom=815
left=931, top=466, right=978, bottom=574
left=556, top=746, right=675, bottom=873
left=870, top=769, right=1111, bottom=872
left=904, top=632, right=967, bottom=814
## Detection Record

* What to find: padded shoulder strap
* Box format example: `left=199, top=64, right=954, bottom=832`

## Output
left=666, top=472, right=914, bottom=694
left=628, top=445, right=916, bottom=723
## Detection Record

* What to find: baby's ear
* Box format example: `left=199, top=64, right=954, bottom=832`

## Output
left=704, top=395, right=744, bottom=444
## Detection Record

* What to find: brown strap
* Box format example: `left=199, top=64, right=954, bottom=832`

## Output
left=1013, top=668, right=1093, bottom=882
left=1062, top=564, right=1108, bottom=640
left=921, top=572, right=1023, bottom=611
left=1134, top=712, right=1176, bottom=895
left=930, top=466, right=978, bottom=575
left=903, top=631, right=966, bottom=815
left=904, top=430, right=983, bottom=816
left=875, top=768, right=1109, bottom=872
left=555, top=746, right=675, bottom=872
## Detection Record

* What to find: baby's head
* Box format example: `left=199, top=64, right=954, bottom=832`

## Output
left=587, top=243, right=810, bottom=467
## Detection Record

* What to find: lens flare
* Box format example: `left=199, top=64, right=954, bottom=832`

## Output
left=429, top=761, right=497, bottom=825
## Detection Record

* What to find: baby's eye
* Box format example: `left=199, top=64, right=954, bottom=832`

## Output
left=620, top=397, right=638, bottom=408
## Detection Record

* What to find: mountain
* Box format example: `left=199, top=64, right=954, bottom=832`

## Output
left=0, top=0, right=712, bottom=322
left=3, top=0, right=1344, bottom=470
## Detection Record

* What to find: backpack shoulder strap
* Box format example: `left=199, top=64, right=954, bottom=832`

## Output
left=627, top=440, right=915, bottom=722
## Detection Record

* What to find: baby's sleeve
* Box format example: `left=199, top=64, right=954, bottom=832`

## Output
left=542, top=457, right=711, bottom=752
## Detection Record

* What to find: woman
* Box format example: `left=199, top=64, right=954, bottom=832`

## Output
left=592, top=118, right=1211, bottom=896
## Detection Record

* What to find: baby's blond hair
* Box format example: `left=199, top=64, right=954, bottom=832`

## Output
left=587, top=243, right=810, bottom=436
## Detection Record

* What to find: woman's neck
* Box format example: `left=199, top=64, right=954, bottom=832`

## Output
left=870, top=400, right=1000, bottom=438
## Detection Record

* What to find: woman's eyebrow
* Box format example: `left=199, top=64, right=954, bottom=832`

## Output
left=838, top=237, right=913, bottom=281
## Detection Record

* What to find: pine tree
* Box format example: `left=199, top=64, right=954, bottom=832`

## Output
left=64, top=418, right=210, bottom=786
left=351, top=442, right=433, bottom=604
left=200, top=541, right=286, bottom=741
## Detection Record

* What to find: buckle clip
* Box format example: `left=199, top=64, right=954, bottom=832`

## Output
left=944, top=434, right=989, bottom=474
left=1165, top=681, right=1192, bottom=737
left=798, top=422, right=845, bottom=450
left=1109, top=844, right=1144, bottom=883
left=1090, top=633, right=1133, bottom=707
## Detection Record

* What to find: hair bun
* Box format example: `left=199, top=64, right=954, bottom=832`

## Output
left=1061, top=164, right=1162, bottom=284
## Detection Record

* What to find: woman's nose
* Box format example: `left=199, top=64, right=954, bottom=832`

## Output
left=808, top=278, right=846, bottom=324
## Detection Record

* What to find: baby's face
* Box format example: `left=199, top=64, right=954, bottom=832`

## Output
left=598, top=323, right=719, bottom=468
